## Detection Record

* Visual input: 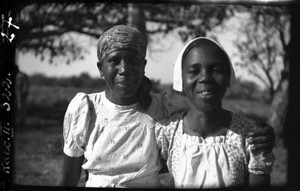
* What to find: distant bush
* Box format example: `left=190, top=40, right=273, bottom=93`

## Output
left=25, top=85, right=107, bottom=126
left=224, top=79, right=271, bottom=103
left=26, top=99, right=69, bottom=122
left=29, top=72, right=107, bottom=89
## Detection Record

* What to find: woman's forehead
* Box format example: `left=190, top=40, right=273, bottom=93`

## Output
left=183, top=45, right=227, bottom=64
left=104, top=48, right=143, bottom=59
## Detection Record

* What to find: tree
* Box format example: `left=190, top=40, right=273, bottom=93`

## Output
left=233, top=6, right=290, bottom=100
left=15, top=2, right=233, bottom=64
left=233, top=6, right=290, bottom=137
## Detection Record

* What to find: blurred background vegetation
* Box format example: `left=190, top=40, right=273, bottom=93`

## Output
left=12, top=1, right=290, bottom=187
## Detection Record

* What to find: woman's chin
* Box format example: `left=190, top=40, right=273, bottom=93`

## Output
left=192, top=100, right=221, bottom=113
left=115, top=87, right=138, bottom=99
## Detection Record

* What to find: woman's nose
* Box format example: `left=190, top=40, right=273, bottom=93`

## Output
left=118, top=60, right=130, bottom=75
left=198, top=70, right=211, bottom=83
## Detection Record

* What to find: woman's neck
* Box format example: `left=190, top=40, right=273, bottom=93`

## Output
left=183, top=107, right=230, bottom=138
left=105, top=90, right=138, bottom=106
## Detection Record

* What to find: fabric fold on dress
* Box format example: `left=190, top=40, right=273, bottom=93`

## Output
left=177, top=133, right=231, bottom=188
left=154, top=112, right=274, bottom=188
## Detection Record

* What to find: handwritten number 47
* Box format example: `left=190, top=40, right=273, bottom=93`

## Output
left=1, top=17, right=20, bottom=43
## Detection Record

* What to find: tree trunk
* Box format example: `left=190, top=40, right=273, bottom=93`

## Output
left=127, top=4, right=147, bottom=37
left=267, top=77, right=289, bottom=141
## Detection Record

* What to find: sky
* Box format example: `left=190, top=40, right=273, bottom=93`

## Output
left=17, top=29, right=186, bottom=84
left=16, top=13, right=280, bottom=89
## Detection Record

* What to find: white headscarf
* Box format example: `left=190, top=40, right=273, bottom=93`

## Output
left=173, top=37, right=236, bottom=92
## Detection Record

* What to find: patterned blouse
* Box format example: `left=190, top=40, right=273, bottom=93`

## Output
left=63, top=90, right=187, bottom=188
left=155, top=112, right=274, bottom=189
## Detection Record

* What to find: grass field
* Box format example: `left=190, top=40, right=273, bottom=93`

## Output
left=13, top=85, right=288, bottom=187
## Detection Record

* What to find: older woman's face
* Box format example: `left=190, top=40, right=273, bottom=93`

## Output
left=99, top=48, right=146, bottom=104
left=182, top=44, right=230, bottom=112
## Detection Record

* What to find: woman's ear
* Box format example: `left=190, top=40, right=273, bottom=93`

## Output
left=97, top=61, right=104, bottom=77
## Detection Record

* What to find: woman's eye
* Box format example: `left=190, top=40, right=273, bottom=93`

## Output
left=128, top=57, right=139, bottom=64
left=187, top=68, right=199, bottom=74
left=108, top=58, right=119, bottom=65
left=212, top=67, right=222, bottom=73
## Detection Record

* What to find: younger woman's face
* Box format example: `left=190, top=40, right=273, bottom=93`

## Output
left=99, top=49, right=146, bottom=104
left=182, top=44, right=230, bottom=112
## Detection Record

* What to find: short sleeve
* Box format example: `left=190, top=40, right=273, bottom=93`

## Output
left=155, top=113, right=182, bottom=160
left=155, top=120, right=170, bottom=160
left=63, top=93, right=91, bottom=157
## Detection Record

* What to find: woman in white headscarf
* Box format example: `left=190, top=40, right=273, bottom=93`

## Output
left=155, top=37, right=274, bottom=188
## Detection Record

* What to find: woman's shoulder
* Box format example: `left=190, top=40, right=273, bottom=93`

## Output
left=64, top=92, right=102, bottom=157
left=86, top=91, right=105, bottom=105
left=155, top=112, right=184, bottom=149
left=156, top=112, right=184, bottom=127
left=231, top=112, right=256, bottom=125
left=67, top=91, right=105, bottom=113
left=229, top=111, right=260, bottom=136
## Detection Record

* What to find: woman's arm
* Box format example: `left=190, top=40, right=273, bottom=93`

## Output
left=56, top=154, right=84, bottom=186
left=248, top=121, right=275, bottom=154
left=247, top=124, right=274, bottom=188
left=158, top=88, right=189, bottom=117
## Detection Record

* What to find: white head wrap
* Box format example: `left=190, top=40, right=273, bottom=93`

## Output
left=173, top=37, right=236, bottom=92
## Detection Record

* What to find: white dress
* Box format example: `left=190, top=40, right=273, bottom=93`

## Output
left=155, top=112, right=274, bottom=189
left=63, top=90, right=187, bottom=188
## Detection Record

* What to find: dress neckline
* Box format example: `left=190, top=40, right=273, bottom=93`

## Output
left=103, top=91, right=140, bottom=111
left=179, top=113, right=231, bottom=144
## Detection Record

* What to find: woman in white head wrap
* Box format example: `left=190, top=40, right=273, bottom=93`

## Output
left=173, top=37, right=236, bottom=91
left=155, top=37, right=274, bottom=188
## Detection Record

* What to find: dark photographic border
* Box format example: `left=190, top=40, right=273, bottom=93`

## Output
left=1, top=0, right=299, bottom=190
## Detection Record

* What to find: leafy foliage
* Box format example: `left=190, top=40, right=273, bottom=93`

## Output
left=16, top=3, right=234, bottom=64
left=233, top=6, right=290, bottom=99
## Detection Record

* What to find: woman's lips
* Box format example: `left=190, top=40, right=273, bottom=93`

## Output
left=115, top=80, right=134, bottom=87
left=196, top=89, right=216, bottom=99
